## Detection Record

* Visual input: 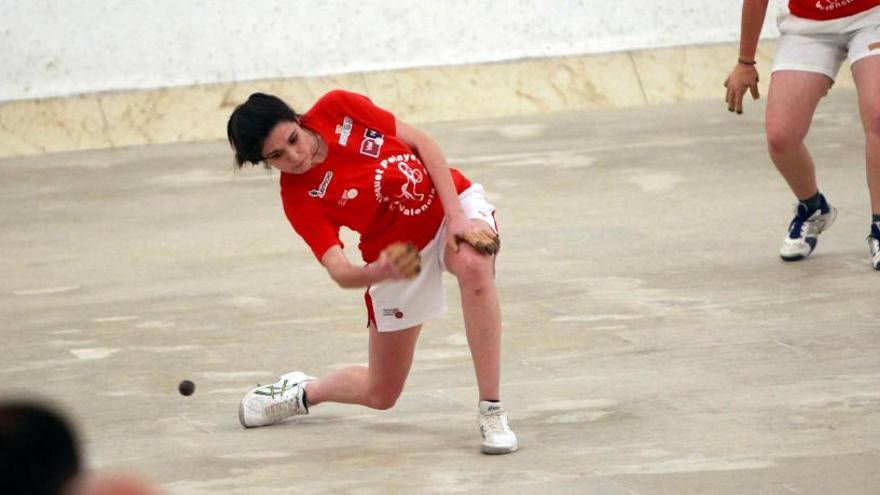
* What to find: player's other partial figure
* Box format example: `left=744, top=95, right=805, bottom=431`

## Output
left=725, top=0, right=880, bottom=269
left=226, top=90, right=517, bottom=455
left=0, top=401, right=161, bottom=495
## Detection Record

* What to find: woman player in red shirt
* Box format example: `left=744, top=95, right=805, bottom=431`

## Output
left=226, top=90, right=517, bottom=454
left=725, top=0, right=880, bottom=269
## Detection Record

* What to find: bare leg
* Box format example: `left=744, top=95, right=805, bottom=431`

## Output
left=445, top=242, right=501, bottom=402
left=304, top=323, right=420, bottom=410
left=851, top=56, right=880, bottom=215
left=765, top=71, right=834, bottom=200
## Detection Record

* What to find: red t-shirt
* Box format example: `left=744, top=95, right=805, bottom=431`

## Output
left=280, top=90, right=471, bottom=263
left=789, top=0, right=880, bottom=20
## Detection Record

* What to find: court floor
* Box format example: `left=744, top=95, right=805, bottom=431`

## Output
left=1, top=90, right=878, bottom=494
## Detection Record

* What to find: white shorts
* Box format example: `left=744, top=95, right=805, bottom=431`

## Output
left=773, top=5, right=880, bottom=79
left=365, top=183, right=498, bottom=332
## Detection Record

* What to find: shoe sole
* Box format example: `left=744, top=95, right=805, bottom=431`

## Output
left=779, top=207, right=837, bottom=262
left=780, top=253, right=806, bottom=262
left=238, top=401, right=253, bottom=428
left=481, top=444, right=519, bottom=455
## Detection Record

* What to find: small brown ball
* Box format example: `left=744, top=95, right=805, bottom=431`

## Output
left=178, top=380, right=195, bottom=396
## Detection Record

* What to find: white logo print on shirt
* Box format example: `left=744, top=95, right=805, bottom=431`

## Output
left=372, top=153, right=435, bottom=216
left=309, top=171, right=334, bottom=198
left=395, top=162, right=424, bottom=202
left=337, top=188, right=358, bottom=207
left=815, top=0, right=857, bottom=11
left=335, top=117, right=353, bottom=146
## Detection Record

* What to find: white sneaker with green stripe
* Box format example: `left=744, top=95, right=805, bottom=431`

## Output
left=238, top=371, right=315, bottom=428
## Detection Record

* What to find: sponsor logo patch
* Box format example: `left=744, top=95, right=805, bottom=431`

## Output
left=360, top=128, right=384, bottom=158
left=308, top=171, right=333, bottom=198
left=335, top=116, right=353, bottom=145
left=382, top=308, right=404, bottom=319
left=337, top=188, right=359, bottom=207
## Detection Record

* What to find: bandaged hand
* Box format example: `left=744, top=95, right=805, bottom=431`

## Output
left=379, top=242, right=421, bottom=279
left=446, top=218, right=500, bottom=256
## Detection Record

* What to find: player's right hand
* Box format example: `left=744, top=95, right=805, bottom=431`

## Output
left=377, top=242, right=421, bottom=280
left=724, top=63, right=760, bottom=115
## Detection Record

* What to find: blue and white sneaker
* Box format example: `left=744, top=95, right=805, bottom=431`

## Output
left=868, top=223, right=880, bottom=271
left=779, top=198, right=837, bottom=261
left=238, top=371, right=315, bottom=428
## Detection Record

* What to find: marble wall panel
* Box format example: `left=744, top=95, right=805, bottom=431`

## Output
left=0, top=42, right=861, bottom=159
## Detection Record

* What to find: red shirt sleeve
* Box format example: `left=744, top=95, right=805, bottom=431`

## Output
left=312, top=90, right=397, bottom=136
left=281, top=189, right=343, bottom=261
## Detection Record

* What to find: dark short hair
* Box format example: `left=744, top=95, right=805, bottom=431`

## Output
left=0, top=401, right=81, bottom=495
left=226, top=93, right=301, bottom=168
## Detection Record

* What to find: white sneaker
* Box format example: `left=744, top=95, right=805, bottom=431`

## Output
left=478, top=401, right=518, bottom=455
left=779, top=200, right=837, bottom=261
left=238, top=371, right=315, bottom=428
left=868, top=223, right=880, bottom=271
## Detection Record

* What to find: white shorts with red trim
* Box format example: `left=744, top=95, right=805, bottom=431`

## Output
left=773, top=5, right=880, bottom=79
left=365, top=183, right=498, bottom=332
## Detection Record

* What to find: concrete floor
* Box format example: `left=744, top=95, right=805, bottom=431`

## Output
left=1, top=90, right=878, bottom=494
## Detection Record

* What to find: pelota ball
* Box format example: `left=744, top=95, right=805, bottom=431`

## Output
left=178, top=379, right=195, bottom=396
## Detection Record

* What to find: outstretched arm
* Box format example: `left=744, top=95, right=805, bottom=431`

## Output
left=396, top=120, right=497, bottom=254
left=396, top=121, right=465, bottom=221
left=321, top=244, right=420, bottom=289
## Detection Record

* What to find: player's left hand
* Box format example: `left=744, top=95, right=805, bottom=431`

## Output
left=446, top=217, right=500, bottom=255
left=724, top=63, right=760, bottom=114
left=378, top=242, right=422, bottom=279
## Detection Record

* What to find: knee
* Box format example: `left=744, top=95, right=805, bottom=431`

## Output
left=451, top=250, right=494, bottom=288
left=366, top=387, right=401, bottom=410
left=765, top=121, right=805, bottom=154
left=864, top=109, right=880, bottom=138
